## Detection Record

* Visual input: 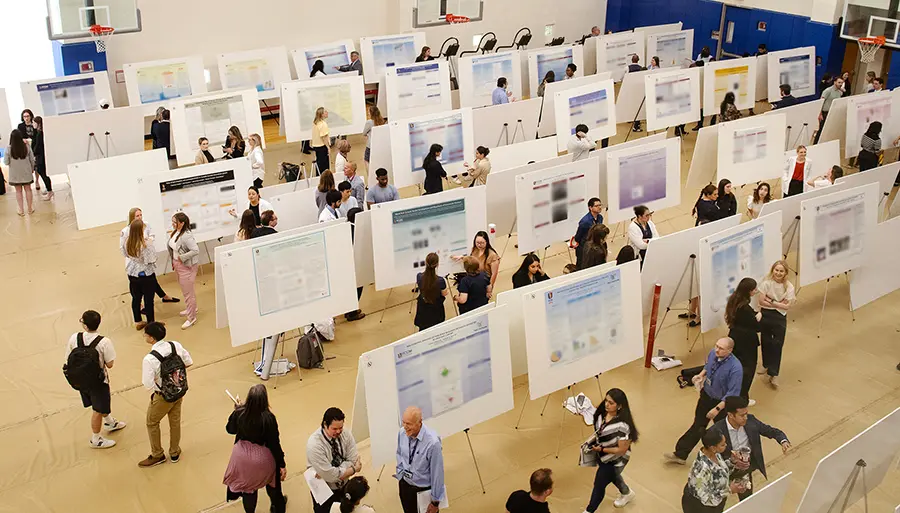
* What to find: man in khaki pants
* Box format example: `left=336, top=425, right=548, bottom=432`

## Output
left=138, top=322, right=193, bottom=468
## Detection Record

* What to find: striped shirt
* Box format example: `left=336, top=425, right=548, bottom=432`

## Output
left=861, top=134, right=881, bottom=153
left=593, top=415, right=631, bottom=465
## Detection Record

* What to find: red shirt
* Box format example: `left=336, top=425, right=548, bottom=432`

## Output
left=791, top=160, right=805, bottom=181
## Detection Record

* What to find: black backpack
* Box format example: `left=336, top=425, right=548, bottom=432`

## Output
left=63, top=333, right=105, bottom=390
left=150, top=342, right=189, bottom=402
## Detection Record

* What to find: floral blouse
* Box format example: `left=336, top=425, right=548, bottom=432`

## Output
left=686, top=452, right=733, bottom=506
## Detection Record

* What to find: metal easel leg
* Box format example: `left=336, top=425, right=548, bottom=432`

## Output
left=623, top=97, right=646, bottom=143
left=311, top=324, right=331, bottom=373
left=817, top=277, right=832, bottom=339
left=497, top=123, right=509, bottom=147
left=273, top=333, right=287, bottom=389
left=514, top=393, right=529, bottom=429
left=379, top=288, right=395, bottom=323
left=500, top=218, right=518, bottom=259
left=464, top=428, right=486, bottom=493
left=556, top=385, right=575, bottom=458
left=540, top=394, right=552, bottom=416
left=655, top=254, right=697, bottom=339
left=377, top=465, right=386, bottom=482
left=844, top=272, right=856, bottom=321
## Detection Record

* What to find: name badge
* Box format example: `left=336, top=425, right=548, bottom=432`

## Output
left=705, top=376, right=712, bottom=388
left=401, top=469, right=413, bottom=480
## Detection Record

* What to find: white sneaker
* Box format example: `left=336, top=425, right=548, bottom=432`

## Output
left=181, top=318, right=196, bottom=330
left=104, top=419, right=127, bottom=432
left=179, top=309, right=188, bottom=317
left=614, top=490, right=636, bottom=508
left=768, top=375, right=779, bottom=389
left=748, top=399, right=757, bottom=407
left=90, top=436, right=116, bottom=449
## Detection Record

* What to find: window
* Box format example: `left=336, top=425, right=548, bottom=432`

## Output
left=545, top=24, right=555, bottom=44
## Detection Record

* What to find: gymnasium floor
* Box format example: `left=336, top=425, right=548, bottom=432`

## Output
left=0, top=110, right=897, bottom=513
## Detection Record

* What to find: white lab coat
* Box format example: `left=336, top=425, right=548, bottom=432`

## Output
left=782, top=156, right=813, bottom=196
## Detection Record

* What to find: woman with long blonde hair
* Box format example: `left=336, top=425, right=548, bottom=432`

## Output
left=247, top=133, right=265, bottom=188
left=363, top=105, right=386, bottom=169
left=123, top=218, right=159, bottom=330
left=756, top=260, right=795, bottom=389
left=333, top=139, right=351, bottom=182
left=120, top=207, right=179, bottom=304
left=312, top=107, right=331, bottom=174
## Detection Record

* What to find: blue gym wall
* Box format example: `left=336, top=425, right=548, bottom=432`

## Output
left=606, top=0, right=849, bottom=94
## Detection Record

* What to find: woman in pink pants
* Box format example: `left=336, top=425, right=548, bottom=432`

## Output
left=167, top=213, right=201, bottom=329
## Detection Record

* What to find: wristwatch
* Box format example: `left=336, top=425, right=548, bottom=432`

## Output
left=431, top=500, right=440, bottom=507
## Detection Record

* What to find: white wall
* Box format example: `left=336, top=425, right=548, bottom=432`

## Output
left=0, top=1, right=55, bottom=128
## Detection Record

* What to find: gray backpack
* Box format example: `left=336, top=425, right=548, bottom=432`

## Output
left=296, top=329, right=324, bottom=369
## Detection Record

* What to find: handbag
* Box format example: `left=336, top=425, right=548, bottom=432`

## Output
left=579, top=429, right=602, bottom=467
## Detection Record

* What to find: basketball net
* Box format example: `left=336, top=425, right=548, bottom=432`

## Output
left=89, top=24, right=115, bottom=53
left=858, top=36, right=885, bottom=64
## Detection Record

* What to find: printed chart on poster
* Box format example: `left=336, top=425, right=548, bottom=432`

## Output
left=371, top=187, right=487, bottom=290
left=845, top=91, right=897, bottom=158
left=292, top=40, right=355, bottom=78
left=597, top=32, right=645, bottom=82
left=703, top=57, right=757, bottom=111
left=514, top=158, right=601, bottom=254
left=457, top=51, right=522, bottom=108
left=699, top=213, right=782, bottom=332
left=280, top=74, right=367, bottom=142
left=522, top=261, right=643, bottom=400
left=799, top=183, right=878, bottom=287
left=389, top=108, right=475, bottom=188
left=527, top=46, right=584, bottom=97
left=716, top=113, right=786, bottom=186
left=21, top=72, right=113, bottom=117
left=606, top=137, right=681, bottom=223
left=553, top=78, right=616, bottom=152
left=767, top=47, right=815, bottom=99
left=648, top=30, right=694, bottom=68
left=217, top=47, right=291, bottom=101
left=358, top=305, right=513, bottom=466
left=645, top=66, right=700, bottom=131
left=384, top=60, right=453, bottom=119
left=359, top=32, right=427, bottom=84
left=170, top=89, right=264, bottom=166
left=123, top=56, right=207, bottom=110
left=253, top=231, right=331, bottom=315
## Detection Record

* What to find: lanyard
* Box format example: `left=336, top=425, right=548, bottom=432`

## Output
left=322, top=429, right=343, bottom=462
left=408, top=437, right=419, bottom=465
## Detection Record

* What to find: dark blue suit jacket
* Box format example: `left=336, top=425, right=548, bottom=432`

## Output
left=713, top=415, right=789, bottom=478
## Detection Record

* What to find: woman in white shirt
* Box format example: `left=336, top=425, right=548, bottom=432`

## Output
left=123, top=218, right=158, bottom=330
left=806, top=165, right=843, bottom=189
left=746, top=182, right=772, bottom=219
left=627, top=205, right=660, bottom=269
left=248, top=133, right=265, bottom=188
left=167, top=212, right=201, bottom=330
left=330, top=476, right=375, bottom=513
left=333, top=139, right=351, bottom=180
left=756, top=260, right=795, bottom=389
left=120, top=208, right=179, bottom=305
left=782, top=145, right=813, bottom=197
left=229, top=186, right=273, bottom=226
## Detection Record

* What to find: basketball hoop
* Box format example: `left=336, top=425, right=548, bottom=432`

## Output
left=445, top=14, right=470, bottom=24
left=89, top=24, right=115, bottom=53
left=858, top=36, right=886, bottom=64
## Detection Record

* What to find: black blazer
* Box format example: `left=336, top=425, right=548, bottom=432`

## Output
left=512, top=270, right=550, bottom=289
left=422, top=159, right=446, bottom=194
left=694, top=199, right=721, bottom=226
left=712, top=415, right=788, bottom=478
left=150, top=120, right=172, bottom=158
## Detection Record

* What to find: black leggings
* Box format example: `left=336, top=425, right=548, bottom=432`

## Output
left=313, top=146, right=329, bottom=175
left=226, top=474, right=286, bottom=513
left=36, top=162, right=52, bottom=191
left=152, top=275, right=168, bottom=299
left=129, top=275, right=156, bottom=323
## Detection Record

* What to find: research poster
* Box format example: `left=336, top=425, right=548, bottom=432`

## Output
left=537, top=47, right=574, bottom=81
left=526, top=167, right=586, bottom=248
left=600, top=33, right=644, bottom=82
left=184, top=95, right=247, bottom=150
left=709, top=223, right=766, bottom=313
left=394, top=312, right=492, bottom=419
left=568, top=89, right=610, bottom=135
left=732, top=126, right=768, bottom=164
left=391, top=198, right=468, bottom=277
left=252, top=231, right=331, bottom=316
left=305, top=44, right=351, bottom=74
left=37, top=77, right=98, bottom=116
left=544, top=269, right=623, bottom=366
left=371, top=35, right=417, bottom=77
left=653, top=31, right=692, bottom=67
left=408, top=112, right=465, bottom=172
left=297, top=83, right=355, bottom=133
left=137, top=62, right=193, bottom=104
left=223, top=59, right=275, bottom=93
left=470, top=53, right=514, bottom=104
left=846, top=93, right=894, bottom=157
left=812, top=193, right=865, bottom=268
left=395, top=62, right=443, bottom=110
left=618, top=146, right=667, bottom=209
left=714, top=65, right=749, bottom=107
left=654, top=72, right=692, bottom=118
left=159, top=170, right=238, bottom=241
left=777, top=55, right=811, bottom=96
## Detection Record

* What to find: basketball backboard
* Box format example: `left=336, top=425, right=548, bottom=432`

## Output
left=842, top=0, right=900, bottom=49
left=46, top=0, right=141, bottom=40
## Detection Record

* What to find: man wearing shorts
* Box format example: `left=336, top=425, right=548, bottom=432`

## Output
left=65, top=310, right=127, bottom=448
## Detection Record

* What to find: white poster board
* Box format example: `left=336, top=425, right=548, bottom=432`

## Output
left=538, top=73, right=612, bottom=139
left=835, top=161, right=900, bottom=201
left=686, top=124, right=719, bottom=191
left=359, top=305, right=513, bottom=466
left=703, top=57, right=758, bottom=112
left=292, top=40, right=356, bottom=79
left=645, top=66, right=701, bottom=131
left=796, top=407, right=900, bottom=513
left=0, top=89, right=11, bottom=151
left=798, top=183, right=879, bottom=287
left=42, top=106, right=145, bottom=177
left=522, top=260, right=643, bottom=400
left=281, top=74, right=367, bottom=142
left=488, top=137, right=559, bottom=173
left=634, top=22, right=683, bottom=35
left=384, top=60, right=453, bottom=120
left=139, top=158, right=253, bottom=253
left=597, top=32, right=645, bottom=82
left=716, top=113, right=787, bottom=187
left=699, top=213, right=783, bottom=333
left=527, top=45, right=585, bottom=98
left=844, top=90, right=898, bottom=158
left=269, top=188, right=319, bottom=231
left=457, top=51, right=523, bottom=108
left=169, top=89, right=265, bottom=167
left=486, top=154, right=575, bottom=237
left=498, top=261, right=616, bottom=378
left=818, top=95, right=850, bottom=151
left=359, top=32, right=427, bottom=84
left=216, top=47, right=291, bottom=101
left=123, top=56, right=207, bottom=114
left=606, top=137, right=681, bottom=223
left=755, top=54, right=768, bottom=102
left=553, top=78, right=617, bottom=152
left=352, top=210, right=376, bottom=287
left=723, top=473, right=792, bottom=513
left=472, top=98, right=541, bottom=144
left=762, top=98, right=823, bottom=147
left=515, top=157, right=602, bottom=254
left=367, top=123, right=392, bottom=186
left=219, top=222, right=358, bottom=346
left=849, top=215, right=900, bottom=310
left=389, top=107, right=475, bottom=188
left=647, top=30, right=694, bottom=68
left=69, top=149, right=169, bottom=230
left=767, top=46, right=816, bottom=100
left=370, top=186, right=487, bottom=290
left=615, top=68, right=661, bottom=124
left=758, top=182, right=850, bottom=255
left=21, top=72, right=113, bottom=117
left=640, top=216, right=742, bottom=314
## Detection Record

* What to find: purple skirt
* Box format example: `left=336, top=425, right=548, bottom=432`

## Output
left=223, top=440, right=276, bottom=493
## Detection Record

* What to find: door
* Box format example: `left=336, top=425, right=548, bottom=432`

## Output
left=721, top=6, right=754, bottom=58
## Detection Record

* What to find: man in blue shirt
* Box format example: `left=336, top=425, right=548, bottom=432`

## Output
left=572, top=197, right=603, bottom=268
left=396, top=406, right=445, bottom=513
left=665, top=337, right=743, bottom=464
left=492, top=77, right=511, bottom=105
